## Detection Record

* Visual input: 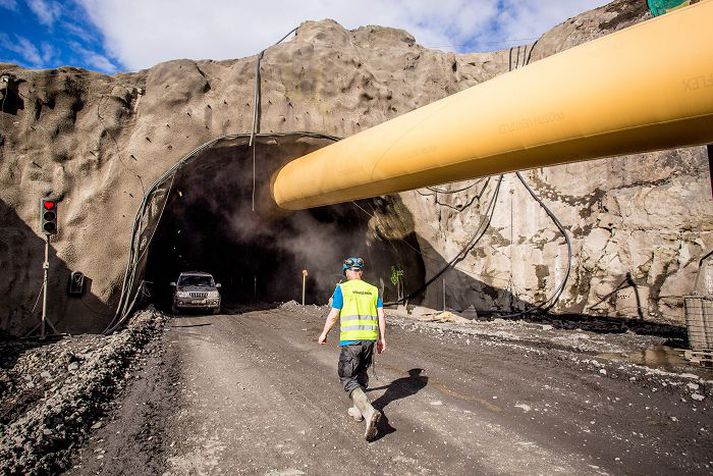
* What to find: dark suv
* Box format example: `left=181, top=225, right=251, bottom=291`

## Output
left=170, top=271, right=221, bottom=314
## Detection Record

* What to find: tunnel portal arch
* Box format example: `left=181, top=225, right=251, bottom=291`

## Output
left=107, top=132, right=427, bottom=332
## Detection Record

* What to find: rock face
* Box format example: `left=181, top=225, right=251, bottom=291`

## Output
left=0, top=0, right=711, bottom=334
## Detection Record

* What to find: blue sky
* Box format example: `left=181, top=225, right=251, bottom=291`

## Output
left=0, top=0, right=118, bottom=72
left=0, top=0, right=608, bottom=74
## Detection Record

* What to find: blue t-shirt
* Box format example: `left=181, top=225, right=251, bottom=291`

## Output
left=331, top=284, right=383, bottom=346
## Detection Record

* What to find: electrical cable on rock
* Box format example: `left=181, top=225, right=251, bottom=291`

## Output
left=384, top=174, right=504, bottom=306
left=249, top=27, right=299, bottom=212
left=392, top=39, right=572, bottom=317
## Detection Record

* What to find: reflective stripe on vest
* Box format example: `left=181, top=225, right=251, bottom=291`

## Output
left=338, top=279, right=379, bottom=342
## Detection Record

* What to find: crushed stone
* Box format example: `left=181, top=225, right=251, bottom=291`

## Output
left=0, top=308, right=167, bottom=475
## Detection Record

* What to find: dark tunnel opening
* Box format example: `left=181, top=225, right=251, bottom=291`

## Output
left=143, top=134, right=427, bottom=311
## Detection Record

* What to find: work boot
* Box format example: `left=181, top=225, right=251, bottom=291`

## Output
left=347, top=405, right=363, bottom=422
left=350, top=387, right=381, bottom=441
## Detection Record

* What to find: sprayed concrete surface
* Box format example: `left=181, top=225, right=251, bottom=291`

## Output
left=63, top=307, right=712, bottom=475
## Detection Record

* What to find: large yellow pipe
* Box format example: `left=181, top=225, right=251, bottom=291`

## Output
left=272, top=1, right=713, bottom=210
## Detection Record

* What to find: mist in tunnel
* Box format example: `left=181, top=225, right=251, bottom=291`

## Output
left=143, top=134, right=427, bottom=309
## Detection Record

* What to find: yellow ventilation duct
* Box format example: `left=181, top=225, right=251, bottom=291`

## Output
left=272, top=1, right=713, bottom=210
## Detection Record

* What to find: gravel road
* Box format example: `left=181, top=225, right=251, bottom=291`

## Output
left=65, top=307, right=712, bottom=475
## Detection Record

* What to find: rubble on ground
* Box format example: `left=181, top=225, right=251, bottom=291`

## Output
left=288, top=304, right=713, bottom=408
left=278, top=301, right=327, bottom=315
left=389, top=308, right=671, bottom=355
left=0, top=308, right=167, bottom=475
left=384, top=306, right=713, bottom=389
left=418, top=311, right=471, bottom=324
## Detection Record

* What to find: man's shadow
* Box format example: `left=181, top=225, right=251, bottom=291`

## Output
left=367, top=368, right=428, bottom=440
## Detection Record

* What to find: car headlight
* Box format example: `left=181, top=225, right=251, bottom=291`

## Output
left=208, top=291, right=220, bottom=299
left=176, top=291, right=190, bottom=298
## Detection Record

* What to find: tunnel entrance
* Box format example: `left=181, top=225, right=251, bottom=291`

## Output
left=140, top=133, right=426, bottom=311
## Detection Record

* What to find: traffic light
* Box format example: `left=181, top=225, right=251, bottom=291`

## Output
left=40, top=199, right=58, bottom=235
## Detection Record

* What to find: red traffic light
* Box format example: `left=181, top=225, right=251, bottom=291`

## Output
left=40, top=198, right=58, bottom=235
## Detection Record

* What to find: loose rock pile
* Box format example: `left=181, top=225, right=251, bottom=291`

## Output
left=0, top=308, right=167, bottom=475
left=278, top=300, right=327, bottom=314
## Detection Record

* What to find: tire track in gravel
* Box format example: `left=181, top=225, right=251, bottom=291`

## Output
left=64, top=307, right=713, bottom=475
left=157, top=310, right=604, bottom=475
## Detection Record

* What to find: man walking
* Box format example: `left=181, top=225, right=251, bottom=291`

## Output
left=318, top=257, right=386, bottom=441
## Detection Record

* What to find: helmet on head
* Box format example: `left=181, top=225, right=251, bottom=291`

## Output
left=342, top=256, right=365, bottom=274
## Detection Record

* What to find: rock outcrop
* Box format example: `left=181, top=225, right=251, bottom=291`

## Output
left=0, top=0, right=711, bottom=334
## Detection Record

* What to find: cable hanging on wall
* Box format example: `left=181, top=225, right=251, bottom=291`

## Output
left=498, top=39, right=574, bottom=318
left=416, top=177, right=492, bottom=212
left=249, top=27, right=299, bottom=212
left=385, top=174, right=505, bottom=306
left=393, top=38, right=572, bottom=316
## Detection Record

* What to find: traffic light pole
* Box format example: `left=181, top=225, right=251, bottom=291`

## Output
left=25, top=234, right=60, bottom=340
left=41, top=234, right=49, bottom=339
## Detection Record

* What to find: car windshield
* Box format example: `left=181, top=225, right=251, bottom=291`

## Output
left=178, top=275, right=214, bottom=287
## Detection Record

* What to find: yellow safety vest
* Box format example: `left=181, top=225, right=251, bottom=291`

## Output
left=338, top=279, right=379, bottom=342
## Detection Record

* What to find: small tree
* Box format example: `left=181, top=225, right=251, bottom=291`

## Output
left=390, top=265, right=405, bottom=302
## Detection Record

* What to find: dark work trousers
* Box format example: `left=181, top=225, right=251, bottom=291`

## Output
left=338, top=341, right=375, bottom=395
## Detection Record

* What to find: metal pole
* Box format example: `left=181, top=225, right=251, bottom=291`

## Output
left=41, top=234, right=49, bottom=340
left=301, top=269, right=309, bottom=306
left=253, top=274, right=257, bottom=303
left=302, top=274, right=306, bottom=306
left=442, top=278, right=446, bottom=312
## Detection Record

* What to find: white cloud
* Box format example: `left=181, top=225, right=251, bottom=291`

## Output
left=0, top=34, right=52, bottom=66
left=27, top=0, right=63, bottom=27
left=76, top=0, right=608, bottom=71
left=0, top=0, right=18, bottom=11
left=39, top=40, right=56, bottom=62
left=83, top=52, right=116, bottom=72
left=67, top=40, right=117, bottom=73
left=63, top=21, right=96, bottom=43
left=487, top=0, right=610, bottom=48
